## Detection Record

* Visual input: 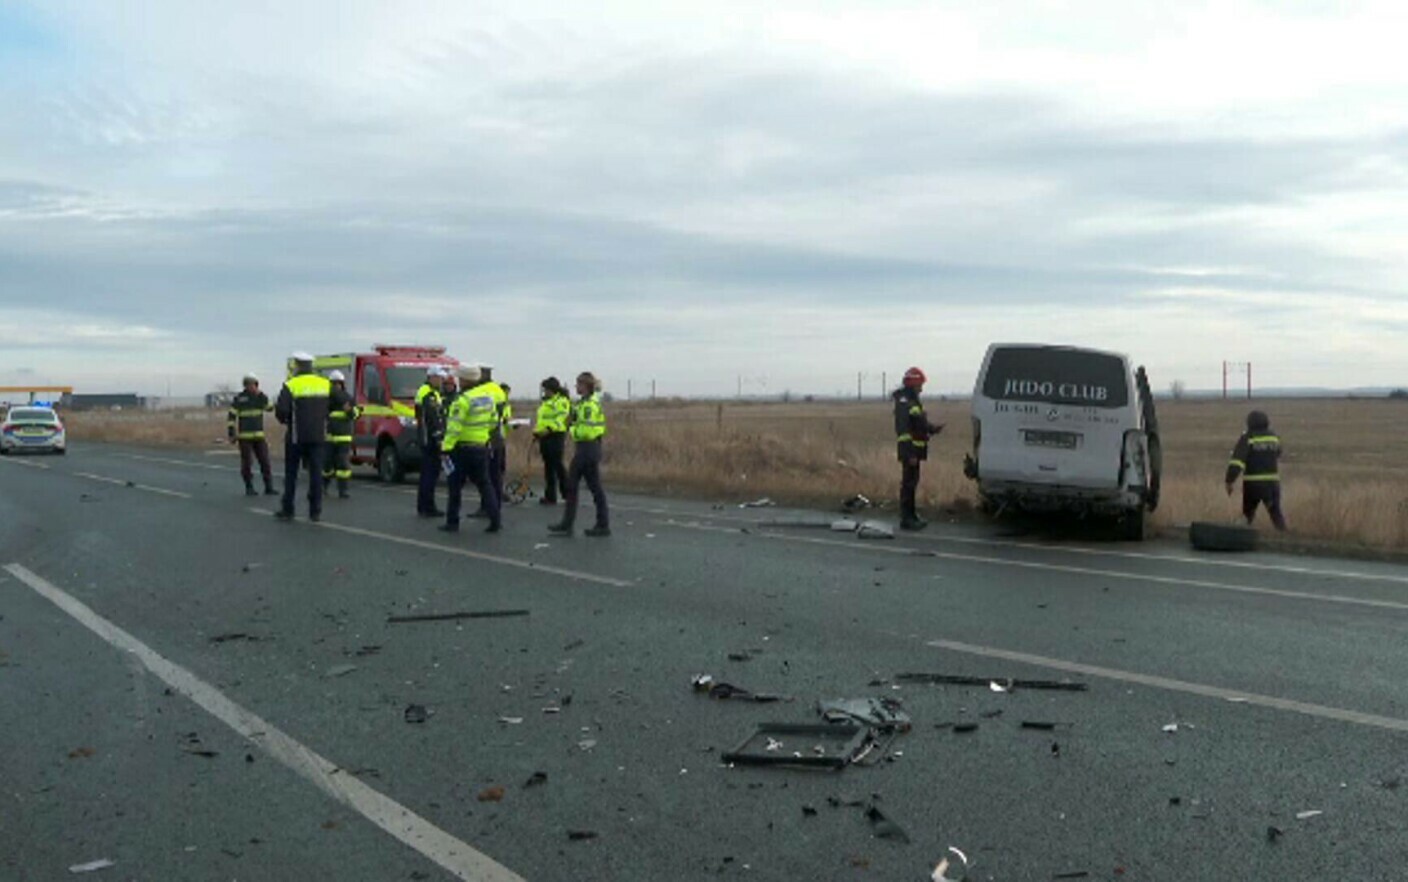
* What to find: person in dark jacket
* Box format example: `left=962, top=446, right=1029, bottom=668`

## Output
left=534, top=377, right=571, bottom=505
left=893, top=366, right=944, bottom=531
left=321, top=370, right=357, bottom=500
left=1225, top=409, right=1286, bottom=530
left=415, top=367, right=447, bottom=517
left=227, top=372, right=277, bottom=497
left=274, top=352, right=332, bottom=522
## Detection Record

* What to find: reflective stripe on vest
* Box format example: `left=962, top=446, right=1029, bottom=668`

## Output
left=536, top=395, right=570, bottom=434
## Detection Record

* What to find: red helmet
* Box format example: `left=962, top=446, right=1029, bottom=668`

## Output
left=903, top=367, right=926, bottom=388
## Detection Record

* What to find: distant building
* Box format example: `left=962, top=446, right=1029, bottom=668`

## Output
left=66, top=393, right=148, bottom=412
left=205, top=391, right=236, bottom=409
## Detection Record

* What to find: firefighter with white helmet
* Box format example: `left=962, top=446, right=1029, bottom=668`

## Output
left=274, top=352, right=332, bottom=521
left=227, top=372, right=276, bottom=496
left=322, top=369, right=358, bottom=500
left=892, top=366, right=944, bottom=530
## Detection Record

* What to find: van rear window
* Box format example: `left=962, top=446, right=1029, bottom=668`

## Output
left=982, top=347, right=1128, bottom=408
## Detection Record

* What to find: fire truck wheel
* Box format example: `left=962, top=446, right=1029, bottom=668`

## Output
left=377, top=442, right=406, bottom=483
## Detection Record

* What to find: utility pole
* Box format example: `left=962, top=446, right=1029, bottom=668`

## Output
left=737, top=375, right=742, bottom=400
left=651, top=379, right=656, bottom=400
left=627, top=379, right=633, bottom=401
left=856, top=372, right=863, bottom=402
left=882, top=371, right=887, bottom=399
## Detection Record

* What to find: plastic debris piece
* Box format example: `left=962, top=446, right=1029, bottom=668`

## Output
left=567, top=830, right=598, bottom=841
left=524, top=771, right=548, bottom=788
left=857, top=521, right=895, bottom=540
left=476, top=785, right=505, bottom=803
left=578, top=739, right=597, bottom=751
left=1295, top=810, right=1323, bottom=820
left=1162, top=723, right=1180, bottom=734
left=1053, top=873, right=1089, bottom=880
left=842, top=494, right=872, bottom=512
left=1021, top=721, right=1057, bottom=731
left=765, top=738, right=784, bottom=752
left=989, top=680, right=1009, bottom=694
left=932, top=846, right=969, bottom=881
left=403, top=704, right=428, bottom=724
left=952, top=723, right=979, bottom=734
left=831, top=519, right=860, bottom=532
left=1267, top=825, right=1284, bottom=842
left=68, top=747, right=96, bottom=760
left=864, top=804, right=910, bottom=843
left=817, top=697, right=912, bottom=732
left=739, top=497, right=776, bottom=509
left=209, top=633, right=257, bottom=644
left=68, top=859, right=115, bottom=874
left=324, top=664, right=357, bottom=678
left=498, top=716, right=524, bottom=725
left=387, top=610, right=529, bottom=624
left=802, top=805, right=818, bottom=817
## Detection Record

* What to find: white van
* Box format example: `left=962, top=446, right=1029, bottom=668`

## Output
left=963, top=344, right=1161, bottom=539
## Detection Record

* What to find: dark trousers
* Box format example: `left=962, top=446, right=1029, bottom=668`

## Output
left=561, top=440, right=608, bottom=529
left=900, top=459, right=921, bottom=520
left=417, top=444, right=442, bottom=514
left=322, top=442, right=351, bottom=495
left=1243, top=481, right=1287, bottom=531
left=539, top=433, right=568, bottom=501
left=446, top=445, right=499, bottom=528
left=282, top=440, right=325, bottom=516
left=489, top=438, right=507, bottom=507
left=238, top=438, right=273, bottom=487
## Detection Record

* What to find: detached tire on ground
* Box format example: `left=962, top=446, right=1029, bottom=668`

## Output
left=1189, top=521, right=1258, bottom=552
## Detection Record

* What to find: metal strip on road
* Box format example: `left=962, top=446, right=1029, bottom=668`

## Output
left=248, top=508, right=635, bottom=588
left=666, top=520, right=1408, bottom=613
left=73, top=471, right=193, bottom=499
left=928, top=638, right=1408, bottom=734
left=3, top=562, right=526, bottom=882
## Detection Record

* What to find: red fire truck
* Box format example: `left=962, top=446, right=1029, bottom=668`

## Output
left=299, top=345, right=459, bottom=482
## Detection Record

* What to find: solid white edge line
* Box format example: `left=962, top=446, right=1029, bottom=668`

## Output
left=73, top=471, right=192, bottom=499
left=247, top=508, right=634, bottom=588
left=3, top=562, right=525, bottom=882
left=927, top=637, right=1408, bottom=733
left=664, top=520, right=1408, bottom=613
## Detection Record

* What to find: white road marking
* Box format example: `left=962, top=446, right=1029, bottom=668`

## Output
left=117, top=452, right=233, bottom=472
left=73, top=471, right=192, bottom=499
left=3, top=562, right=525, bottom=882
left=0, top=456, right=51, bottom=470
left=666, top=520, right=1408, bottom=613
left=248, top=509, right=634, bottom=588
left=927, top=637, right=1408, bottom=734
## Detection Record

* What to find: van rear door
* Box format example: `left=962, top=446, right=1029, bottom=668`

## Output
left=977, top=346, right=1134, bottom=489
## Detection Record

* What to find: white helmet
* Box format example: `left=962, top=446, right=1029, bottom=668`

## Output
left=242, top=372, right=259, bottom=384
left=458, top=364, right=482, bottom=383
left=290, top=351, right=314, bottom=364
left=427, top=365, right=443, bottom=378
left=328, top=369, right=346, bottom=383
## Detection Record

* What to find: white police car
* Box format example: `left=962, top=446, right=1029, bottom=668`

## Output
left=0, top=406, right=67, bottom=455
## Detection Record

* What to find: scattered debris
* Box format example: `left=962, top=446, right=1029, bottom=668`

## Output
left=1162, top=723, right=1181, bottom=734
left=324, top=664, right=358, bottom=678
left=856, top=521, right=895, bottom=540
left=67, top=859, right=115, bottom=874
left=1267, top=825, right=1284, bottom=843
left=802, top=805, right=818, bottom=817
left=932, top=847, right=969, bottom=881
left=403, top=704, right=429, bottom=724
left=577, top=739, right=597, bottom=751
left=524, top=772, right=548, bottom=788
left=322, top=820, right=339, bottom=830
left=863, top=804, right=910, bottom=843
left=567, top=830, right=598, bottom=841
left=563, top=638, right=585, bottom=651
left=1053, top=872, right=1089, bottom=880
left=1295, top=810, right=1323, bottom=820
left=691, top=674, right=789, bottom=703
left=1020, top=721, right=1058, bottom=731
left=896, top=673, right=1087, bottom=691
left=842, top=494, right=872, bottom=512
left=476, top=785, right=505, bottom=803
left=989, top=680, right=1011, bottom=694
left=831, top=519, right=860, bottom=532
left=498, top=717, right=524, bottom=725
left=739, top=497, right=777, bottom=508
left=952, top=723, right=979, bottom=734
left=352, top=645, right=382, bottom=657
left=817, top=697, right=911, bottom=732
left=209, top=633, right=258, bottom=644
left=386, top=610, right=530, bottom=624
left=727, top=652, right=753, bottom=662
left=67, top=747, right=96, bottom=760
left=723, top=723, right=869, bottom=769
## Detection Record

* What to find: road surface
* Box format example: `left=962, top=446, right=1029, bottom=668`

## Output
left=3, top=443, right=1407, bottom=880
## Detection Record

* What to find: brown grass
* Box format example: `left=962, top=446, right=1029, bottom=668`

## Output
left=65, top=398, right=1408, bottom=549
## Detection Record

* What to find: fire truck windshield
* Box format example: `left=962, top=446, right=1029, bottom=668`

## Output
left=386, top=367, right=430, bottom=400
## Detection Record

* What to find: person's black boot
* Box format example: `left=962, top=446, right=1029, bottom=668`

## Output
left=245, top=482, right=257, bottom=497
left=584, top=525, right=611, bottom=538
left=263, top=483, right=277, bottom=496
left=900, top=516, right=928, bottom=531
left=547, top=523, right=572, bottom=536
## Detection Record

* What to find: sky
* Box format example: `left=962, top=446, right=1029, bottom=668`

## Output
left=1, top=0, right=1406, bottom=398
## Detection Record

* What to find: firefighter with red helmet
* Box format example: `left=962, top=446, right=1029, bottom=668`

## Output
left=892, top=367, right=943, bottom=530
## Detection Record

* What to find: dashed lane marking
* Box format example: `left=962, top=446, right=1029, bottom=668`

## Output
left=0, top=456, right=50, bottom=470
left=248, top=508, right=634, bottom=588
left=928, top=637, right=1408, bottom=734
left=73, top=471, right=192, bottom=499
left=3, top=563, right=525, bottom=882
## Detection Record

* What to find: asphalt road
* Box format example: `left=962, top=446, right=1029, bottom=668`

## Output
left=3, top=442, right=1408, bottom=881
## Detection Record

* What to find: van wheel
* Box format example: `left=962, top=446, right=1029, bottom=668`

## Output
left=1190, top=521, right=1257, bottom=552
left=377, top=443, right=405, bottom=483
left=1120, top=508, right=1146, bottom=541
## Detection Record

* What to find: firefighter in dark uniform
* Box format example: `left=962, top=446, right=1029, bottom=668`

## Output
left=415, top=366, right=447, bottom=517
left=1225, top=409, right=1286, bottom=531
left=548, top=372, right=610, bottom=537
left=322, top=370, right=357, bottom=500
left=274, top=352, right=332, bottom=522
left=892, top=366, right=944, bottom=531
left=227, top=372, right=277, bottom=497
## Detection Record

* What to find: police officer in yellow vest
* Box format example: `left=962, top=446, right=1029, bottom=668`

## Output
left=477, top=362, right=508, bottom=517
left=321, top=370, right=358, bottom=500
left=227, top=372, right=277, bottom=497
left=274, top=352, right=332, bottom=522
left=439, top=364, right=502, bottom=533
left=415, top=366, right=447, bottom=517
left=533, top=376, right=571, bottom=505
left=548, top=372, right=609, bottom=537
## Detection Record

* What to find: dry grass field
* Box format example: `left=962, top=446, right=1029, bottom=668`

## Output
left=64, top=397, right=1408, bottom=549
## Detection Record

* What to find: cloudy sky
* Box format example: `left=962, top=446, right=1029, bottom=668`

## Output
left=2, top=1, right=1406, bottom=398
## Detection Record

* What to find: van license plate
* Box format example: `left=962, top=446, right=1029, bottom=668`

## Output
left=1024, top=430, right=1079, bottom=449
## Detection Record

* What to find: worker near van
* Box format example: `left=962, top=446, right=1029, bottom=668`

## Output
left=549, top=372, right=610, bottom=537
left=534, top=376, right=571, bottom=505
left=440, top=364, right=501, bottom=533
left=1225, top=410, right=1286, bottom=531
left=477, top=363, right=508, bottom=517
left=228, top=373, right=277, bottom=497
left=274, top=352, right=332, bottom=522
left=415, top=367, right=447, bottom=517
left=893, top=366, right=944, bottom=531
left=322, top=370, right=358, bottom=500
